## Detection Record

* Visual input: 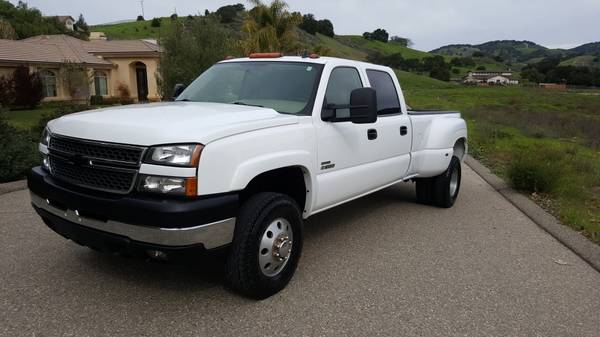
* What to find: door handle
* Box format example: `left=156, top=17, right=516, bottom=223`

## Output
left=400, top=126, right=408, bottom=136
left=367, top=129, right=378, bottom=140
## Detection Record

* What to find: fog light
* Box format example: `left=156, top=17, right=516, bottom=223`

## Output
left=42, top=154, right=51, bottom=172
left=146, top=250, right=168, bottom=261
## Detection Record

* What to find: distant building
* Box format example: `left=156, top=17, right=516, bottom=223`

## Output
left=50, top=16, right=75, bottom=31
left=539, top=83, right=567, bottom=90
left=89, top=32, right=107, bottom=41
left=463, top=71, right=519, bottom=85
left=0, top=34, right=160, bottom=102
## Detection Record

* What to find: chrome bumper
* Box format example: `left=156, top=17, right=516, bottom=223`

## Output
left=30, top=192, right=236, bottom=249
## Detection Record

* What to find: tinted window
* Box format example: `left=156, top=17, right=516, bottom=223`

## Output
left=367, top=70, right=401, bottom=115
left=178, top=62, right=323, bottom=115
left=324, top=67, right=363, bottom=118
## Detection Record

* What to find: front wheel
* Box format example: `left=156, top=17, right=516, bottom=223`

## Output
left=225, top=192, right=303, bottom=299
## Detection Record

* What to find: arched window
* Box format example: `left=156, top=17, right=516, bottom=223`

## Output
left=40, top=70, right=57, bottom=97
left=94, top=71, right=108, bottom=96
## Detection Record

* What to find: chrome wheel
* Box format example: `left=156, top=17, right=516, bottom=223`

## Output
left=258, top=218, right=293, bottom=277
left=449, top=168, right=459, bottom=197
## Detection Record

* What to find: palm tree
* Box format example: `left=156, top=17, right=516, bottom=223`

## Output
left=240, top=0, right=302, bottom=54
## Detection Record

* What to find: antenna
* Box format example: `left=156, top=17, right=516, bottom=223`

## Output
left=139, top=0, right=145, bottom=18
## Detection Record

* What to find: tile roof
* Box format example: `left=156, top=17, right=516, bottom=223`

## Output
left=0, top=34, right=159, bottom=66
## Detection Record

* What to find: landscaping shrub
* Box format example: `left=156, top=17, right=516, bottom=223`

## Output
left=0, top=75, right=15, bottom=107
left=0, top=115, right=38, bottom=182
left=90, top=95, right=104, bottom=105
left=508, top=150, right=562, bottom=193
left=12, top=66, right=43, bottom=108
left=117, top=84, right=134, bottom=105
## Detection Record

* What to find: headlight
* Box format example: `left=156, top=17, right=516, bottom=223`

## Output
left=144, top=144, right=203, bottom=167
left=138, top=175, right=197, bottom=196
left=41, top=127, right=50, bottom=146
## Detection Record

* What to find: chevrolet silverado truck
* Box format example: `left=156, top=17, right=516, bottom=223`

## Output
left=29, top=54, right=467, bottom=299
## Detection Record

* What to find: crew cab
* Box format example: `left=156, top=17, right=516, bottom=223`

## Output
left=28, top=54, right=467, bottom=298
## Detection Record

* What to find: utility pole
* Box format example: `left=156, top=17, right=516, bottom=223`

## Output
left=139, top=0, right=145, bottom=18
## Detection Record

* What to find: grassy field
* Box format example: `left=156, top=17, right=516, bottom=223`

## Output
left=403, top=85, right=600, bottom=243
left=3, top=107, right=54, bottom=129
left=92, top=19, right=168, bottom=40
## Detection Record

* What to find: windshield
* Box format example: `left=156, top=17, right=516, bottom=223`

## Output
left=177, top=61, right=324, bottom=115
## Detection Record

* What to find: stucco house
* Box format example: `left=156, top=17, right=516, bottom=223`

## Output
left=0, top=34, right=160, bottom=102
left=50, top=16, right=75, bottom=31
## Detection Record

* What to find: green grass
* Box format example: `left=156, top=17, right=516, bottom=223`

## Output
left=3, top=107, right=54, bottom=130
left=336, top=35, right=432, bottom=59
left=316, top=34, right=368, bottom=60
left=92, top=19, right=167, bottom=40
left=395, top=70, right=457, bottom=90
left=404, top=85, right=600, bottom=243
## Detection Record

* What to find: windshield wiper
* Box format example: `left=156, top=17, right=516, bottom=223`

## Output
left=230, top=101, right=264, bottom=108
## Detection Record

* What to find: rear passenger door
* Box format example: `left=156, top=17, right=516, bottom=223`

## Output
left=314, top=65, right=409, bottom=211
left=365, top=69, right=412, bottom=174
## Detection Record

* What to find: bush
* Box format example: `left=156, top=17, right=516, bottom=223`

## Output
left=151, top=17, right=161, bottom=27
left=0, top=75, right=14, bottom=107
left=158, top=16, right=234, bottom=98
left=508, top=152, right=562, bottom=193
left=0, top=116, right=38, bottom=183
left=117, top=84, right=134, bottom=105
left=12, top=66, right=43, bottom=108
left=90, top=95, right=104, bottom=105
left=136, top=15, right=144, bottom=21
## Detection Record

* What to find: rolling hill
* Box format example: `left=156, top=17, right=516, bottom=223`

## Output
left=432, top=40, right=600, bottom=69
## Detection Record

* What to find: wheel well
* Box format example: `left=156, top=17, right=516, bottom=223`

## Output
left=240, top=166, right=307, bottom=211
left=453, top=138, right=467, bottom=160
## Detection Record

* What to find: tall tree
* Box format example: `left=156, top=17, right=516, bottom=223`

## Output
left=0, top=18, right=16, bottom=39
left=158, top=16, right=234, bottom=98
left=240, top=0, right=302, bottom=54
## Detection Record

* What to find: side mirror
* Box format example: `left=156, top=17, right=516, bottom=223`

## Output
left=173, top=83, right=186, bottom=99
left=349, top=87, right=377, bottom=124
left=321, top=87, right=378, bottom=123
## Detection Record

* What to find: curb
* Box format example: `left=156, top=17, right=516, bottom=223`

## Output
left=0, top=179, right=27, bottom=196
left=465, top=155, right=600, bottom=273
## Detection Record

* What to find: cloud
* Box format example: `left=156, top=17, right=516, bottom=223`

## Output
left=19, top=0, right=600, bottom=51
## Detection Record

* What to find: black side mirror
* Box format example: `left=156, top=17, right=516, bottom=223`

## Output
left=321, top=88, right=378, bottom=123
left=349, top=87, right=377, bottom=124
left=173, top=83, right=186, bottom=100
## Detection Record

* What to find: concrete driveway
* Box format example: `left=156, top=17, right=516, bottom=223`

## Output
left=1, top=165, right=599, bottom=337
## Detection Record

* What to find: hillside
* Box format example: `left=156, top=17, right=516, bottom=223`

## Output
left=431, top=40, right=555, bottom=62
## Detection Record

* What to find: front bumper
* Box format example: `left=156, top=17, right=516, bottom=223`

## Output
left=28, top=167, right=238, bottom=252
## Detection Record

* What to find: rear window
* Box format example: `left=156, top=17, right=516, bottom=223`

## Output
left=366, top=70, right=401, bottom=115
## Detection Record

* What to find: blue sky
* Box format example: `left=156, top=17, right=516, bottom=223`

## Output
left=16, top=0, right=600, bottom=51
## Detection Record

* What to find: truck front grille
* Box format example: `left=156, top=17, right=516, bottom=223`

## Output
left=47, top=135, right=146, bottom=194
left=49, top=136, right=144, bottom=165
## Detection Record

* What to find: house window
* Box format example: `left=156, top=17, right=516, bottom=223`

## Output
left=94, top=71, right=108, bottom=96
left=40, top=70, right=57, bottom=97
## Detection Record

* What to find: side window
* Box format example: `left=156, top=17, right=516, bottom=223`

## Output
left=366, top=70, right=401, bottom=115
left=324, top=67, right=362, bottom=118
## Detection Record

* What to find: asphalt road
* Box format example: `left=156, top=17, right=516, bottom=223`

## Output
left=1, top=166, right=599, bottom=337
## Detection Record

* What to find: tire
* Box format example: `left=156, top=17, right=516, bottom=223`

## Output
left=415, top=177, right=435, bottom=205
left=432, top=156, right=462, bottom=208
left=225, top=192, right=303, bottom=299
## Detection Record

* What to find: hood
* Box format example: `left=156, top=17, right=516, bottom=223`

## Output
left=47, top=102, right=299, bottom=146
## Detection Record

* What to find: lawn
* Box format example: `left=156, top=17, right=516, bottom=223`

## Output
left=3, top=107, right=54, bottom=130
left=402, top=85, right=600, bottom=243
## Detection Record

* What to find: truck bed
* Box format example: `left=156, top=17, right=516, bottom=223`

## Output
left=408, top=110, right=461, bottom=116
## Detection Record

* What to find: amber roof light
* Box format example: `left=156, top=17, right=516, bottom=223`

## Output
left=249, top=52, right=283, bottom=59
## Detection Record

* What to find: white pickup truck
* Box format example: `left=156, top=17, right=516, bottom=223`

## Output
left=29, top=55, right=467, bottom=298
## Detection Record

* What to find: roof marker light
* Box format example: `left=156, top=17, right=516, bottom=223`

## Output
left=249, top=52, right=283, bottom=59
